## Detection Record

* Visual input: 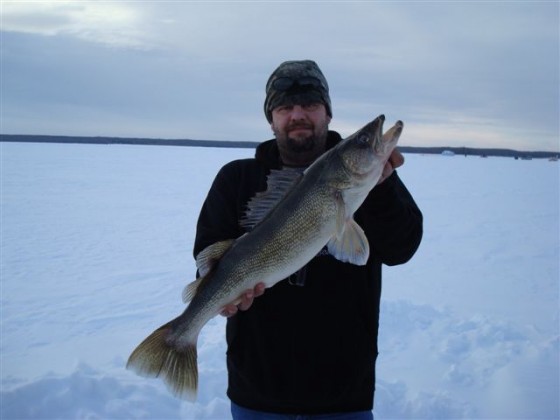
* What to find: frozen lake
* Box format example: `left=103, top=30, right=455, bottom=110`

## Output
left=1, top=142, right=558, bottom=419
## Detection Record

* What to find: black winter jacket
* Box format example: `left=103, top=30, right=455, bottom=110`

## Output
left=194, top=131, right=423, bottom=414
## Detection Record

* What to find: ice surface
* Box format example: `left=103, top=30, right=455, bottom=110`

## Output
left=1, top=143, right=558, bottom=419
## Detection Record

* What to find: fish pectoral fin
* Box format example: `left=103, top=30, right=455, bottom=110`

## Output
left=327, top=219, right=370, bottom=266
left=195, top=239, right=235, bottom=278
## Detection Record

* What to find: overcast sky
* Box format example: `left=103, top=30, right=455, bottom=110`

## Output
left=1, top=1, right=558, bottom=151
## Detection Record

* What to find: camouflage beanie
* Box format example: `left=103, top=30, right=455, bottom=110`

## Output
left=264, top=60, right=332, bottom=123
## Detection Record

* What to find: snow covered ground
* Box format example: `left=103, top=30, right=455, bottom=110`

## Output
left=1, top=142, right=558, bottom=419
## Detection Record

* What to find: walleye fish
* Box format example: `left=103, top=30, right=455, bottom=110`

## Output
left=126, top=114, right=403, bottom=400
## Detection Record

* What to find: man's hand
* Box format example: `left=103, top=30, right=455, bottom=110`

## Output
left=220, top=282, right=266, bottom=317
left=378, top=148, right=404, bottom=185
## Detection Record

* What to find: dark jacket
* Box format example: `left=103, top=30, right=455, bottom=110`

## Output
left=194, top=131, right=423, bottom=414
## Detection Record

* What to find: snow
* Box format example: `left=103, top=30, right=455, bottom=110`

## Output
left=1, top=142, right=558, bottom=419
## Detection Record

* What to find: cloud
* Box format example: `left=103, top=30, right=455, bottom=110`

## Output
left=0, top=2, right=558, bottom=150
left=1, top=1, right=153, bottom=49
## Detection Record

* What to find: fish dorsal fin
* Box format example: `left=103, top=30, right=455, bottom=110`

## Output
left=327, top=196, right=370, bottom=265
left=240, top=167, right=304, bottom=230
left=183, top=239, right=235, bottom=303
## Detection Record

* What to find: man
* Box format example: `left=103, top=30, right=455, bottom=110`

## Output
left=194, top=60, right=423, bottom=419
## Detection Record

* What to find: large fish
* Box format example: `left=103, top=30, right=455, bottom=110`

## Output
left=126, top=114, right=403, bottom=400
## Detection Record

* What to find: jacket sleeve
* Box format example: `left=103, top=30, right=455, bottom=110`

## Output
left=194, top=159, right=266, bottom=260
left=193, top=162, right=247, bottom=259
left=357, top=171, right=423, bottom=266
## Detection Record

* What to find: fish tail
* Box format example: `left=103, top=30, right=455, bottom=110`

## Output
left=126, top=321, right=198, bottom=401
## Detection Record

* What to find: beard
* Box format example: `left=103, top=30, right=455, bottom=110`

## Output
left=285, top=132, right=316, bottom=153
left=273, top=121, right=329, bottom=166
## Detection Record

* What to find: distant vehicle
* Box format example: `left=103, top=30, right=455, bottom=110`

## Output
left=442, top=150, right=455, bottom=156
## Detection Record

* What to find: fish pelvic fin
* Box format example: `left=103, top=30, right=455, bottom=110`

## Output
left=327, top=218, right=370, bottom=266
left=195, top=239, right=235, bottom=278
left=184, top=239, right=235, bottom=303
left=126, top=321, right=198, bottom=401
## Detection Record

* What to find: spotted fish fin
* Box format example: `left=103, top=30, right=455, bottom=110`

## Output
left=126, top=319, right=198, bottom=401
left=239, top=167, right=303, bottom=231
left=195, top=239, right=235, bottom=277
left=327, top=218, right=370, bottom=266
left=183, top=239, right=235, bottom=303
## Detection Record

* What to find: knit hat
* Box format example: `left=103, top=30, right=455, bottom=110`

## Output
left=264, top=60, right=332, bottom=123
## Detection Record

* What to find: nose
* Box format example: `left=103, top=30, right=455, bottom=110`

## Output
left=288, top=105, right=307, bottom=121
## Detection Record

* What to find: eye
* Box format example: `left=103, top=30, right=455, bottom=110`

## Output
left=275, top=105, right=293, bottom=114
left=358, top=134, right=369, bottom=144
left=303, top=103, right=320, bottom=112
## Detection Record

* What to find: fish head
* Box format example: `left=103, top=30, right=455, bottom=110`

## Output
left=337, top=114, right=403, bottom=180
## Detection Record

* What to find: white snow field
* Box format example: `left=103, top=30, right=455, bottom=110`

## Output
left=1, top=142, right=558, bottom=419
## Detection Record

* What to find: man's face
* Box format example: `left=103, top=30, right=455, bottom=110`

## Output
left=270, top=102, right=331, bottom=167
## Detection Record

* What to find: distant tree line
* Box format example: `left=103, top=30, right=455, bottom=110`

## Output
left=1, top=134, right=558, bottom=159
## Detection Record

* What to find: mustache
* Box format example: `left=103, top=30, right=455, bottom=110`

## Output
left=287, top=122, right=314, bottom=131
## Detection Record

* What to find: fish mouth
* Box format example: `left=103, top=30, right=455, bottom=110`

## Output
left=391, top=120, right=404, bottom=138
left=380, top=119, right=404, bottom=146
left=369, top=115, right=404, bottom=153
left=346, top=114, right=403, bottom=155
left=361, top=114, right=385, bottom=147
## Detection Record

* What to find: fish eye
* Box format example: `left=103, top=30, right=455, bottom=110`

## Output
left=358, top=134, right=369, bottom=144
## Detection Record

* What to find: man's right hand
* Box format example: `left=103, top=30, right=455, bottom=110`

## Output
left=220, top=282, right=266, bottom=317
